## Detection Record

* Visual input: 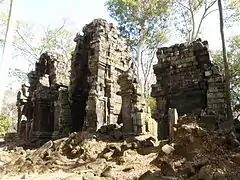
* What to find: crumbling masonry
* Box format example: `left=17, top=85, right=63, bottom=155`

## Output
left=16, top=19, right=227, bottom=142
left=69, top=19, right=156, bottom=135
left=17, top=53, right=71, bottom=140
left=151, top=39, right=227, bottom=139
left=17, top=19, right=156, bottom=141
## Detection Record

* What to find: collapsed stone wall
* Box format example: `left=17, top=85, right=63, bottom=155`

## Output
left=17, top=52, right=71, bottom=140
left=151, top=39, right=227, bottom=139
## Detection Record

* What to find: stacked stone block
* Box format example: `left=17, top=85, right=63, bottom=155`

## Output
left=152, top=39, right=227, bottom=139
left=53, top=89, right=71, bottom=138
left=118, top=71, right=158, bottom=137
left=69, top=19, right=131, bottom=131
left=18, top=52, right=71, bottom=140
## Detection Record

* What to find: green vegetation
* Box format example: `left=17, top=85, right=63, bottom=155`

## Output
left=212, top=35, right=240, bottom=117
left=146, top=96, right=157, bottom=114
left=0, top=113, right=10, bottom=136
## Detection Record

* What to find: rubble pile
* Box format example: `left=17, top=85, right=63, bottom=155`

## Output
left=0, top=131, right=159, bottom=180
left=1, top=116, right=240, bottom=179
left=149, top=115, right=240, bottom=180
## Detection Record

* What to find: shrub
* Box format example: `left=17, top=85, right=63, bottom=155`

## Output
left=146, top=97, right=157, bottom=114
left=0, top=113, right=10, bottom=136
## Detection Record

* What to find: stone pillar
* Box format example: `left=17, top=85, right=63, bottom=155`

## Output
left=118, top=72, right=134, bottom=133
left=121, top=91, right=133, bottom=132
left=53, top=100, right=60, bottom=137
left=19, top=120, right=26, bottom=140
left=168, top=108, right=178, bottom=141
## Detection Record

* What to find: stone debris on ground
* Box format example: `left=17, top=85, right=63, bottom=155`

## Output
left=0, top=115, right=240, bottom=180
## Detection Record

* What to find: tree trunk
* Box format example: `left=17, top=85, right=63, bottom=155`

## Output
left=1, top=0, right=13, bottom=63
left=0, top=0, right=14, bottom=112
left=217, top=0, right=233, bottom=125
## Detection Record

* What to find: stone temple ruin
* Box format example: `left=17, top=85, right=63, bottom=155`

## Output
left=152, top=40, right=227, bottom=139
left=17, top=19, right=157, bottom=141
left=16, top=19, right=227, bottom=142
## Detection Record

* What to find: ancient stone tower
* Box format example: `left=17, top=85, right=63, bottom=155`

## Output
left=69, top=19, right=156, bottom=135
left=17, top=19, right=158, bottom=141
left=69, top=19, right=131, bottom=131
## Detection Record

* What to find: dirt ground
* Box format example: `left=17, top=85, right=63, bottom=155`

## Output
left=1, top=116, right=240, bottom=180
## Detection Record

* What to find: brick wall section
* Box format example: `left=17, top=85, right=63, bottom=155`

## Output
left=151, top=39, right=227, bottom=139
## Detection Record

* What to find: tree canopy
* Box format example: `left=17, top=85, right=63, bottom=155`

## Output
left=106, top=0, right=172, bottom=96
left=212, top=35, right=240, bottom=117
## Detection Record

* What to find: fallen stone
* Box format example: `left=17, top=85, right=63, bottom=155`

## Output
left=226, top=132, right=240, bottom=148
left=30, top=140, right=53, bottom=160
left=198, top=165, right=213, bottom=180
left=183, top=161, right=195, bottom=177
left=20, top=174, right=29, bottom=179
left=138, top=170, right=156, bottom=180
left=112, top=130, right=123, bottom=140
left=161, top=161, right=175, bottom=176
left=112, top=146, right=123, bottom=157
left=83, top=172, right=100, bottom=180
left=101, top=166, right=113, bottom=178
left=62, top=175, right=83, bottom=180
left=14, top=156, right=25, bottom=166
left=142, top=139, right=155, bottom=147
left=103, top=151, right=114, bottom=160
left=131, top=142, right=139, bottom=149
left=213, top=169, right=226, bottom=180
left=116, top=156, right=127, bottom=165
left=87, top=158, right=107, bottom=174
left=162, top=144, right=175, bottom=155
left=231, top=153, right=240, bottom=165
left=122, top=166, right=134, bottom=172
left=161, top=176, right=178, bottom=180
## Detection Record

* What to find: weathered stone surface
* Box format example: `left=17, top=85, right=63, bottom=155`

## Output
left=198, top=165, right=213, bottom=180
left=162, top=144, right=175, bottom=155
left=69, top=19, right=130, bottom=132
left=17, top=52, right=71, bottom=141
left=101, top=166, right=114, bottom=178
left=151, top=39, right=227, bottom=139
left=83, top=172, right=100, bottom=180
left=213, top=169, right=226, bottom=180
left=118, top=71, right=158, bottom=136
left=17, top=19, right=157, bottom=142
left=138, top=170, right=156, bottom=180
left=63, top=175, right=83, bottom=180
left=231, top=153, right=240, bottom=165
left=67, top=18, right=156, bottom=136
left=161, top=161, right=175, bottom=176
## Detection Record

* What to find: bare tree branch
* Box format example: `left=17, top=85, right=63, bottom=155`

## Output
left=15, top=29, right=39, bottom=59
left=194, top=0, right=217, bottom=40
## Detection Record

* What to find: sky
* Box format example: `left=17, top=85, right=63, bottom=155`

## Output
left=0, top=0, right=239, bottom=90
left=0, top=0, right=113, bottom=93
